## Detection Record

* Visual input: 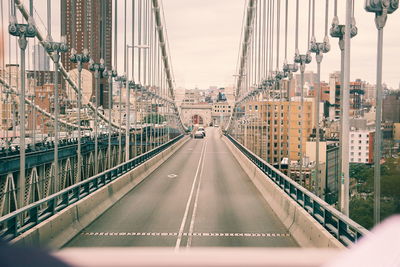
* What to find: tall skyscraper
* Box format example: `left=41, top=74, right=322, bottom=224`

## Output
left=61, top=0, right=112, bottom=108
left=33, top=44, right=50, bottom=71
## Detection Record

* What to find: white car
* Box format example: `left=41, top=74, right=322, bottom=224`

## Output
left=194, top=131, right=204, bottom=139
left=197, top=127, right=206, bottom=137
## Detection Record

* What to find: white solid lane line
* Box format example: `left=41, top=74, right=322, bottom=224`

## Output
left=186, top=139, right=207, bottom=248
left=174, top=139, right=207, bottom=251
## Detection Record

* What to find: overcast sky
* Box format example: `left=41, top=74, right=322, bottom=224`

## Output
left=3, top=0, right=400, bottom=90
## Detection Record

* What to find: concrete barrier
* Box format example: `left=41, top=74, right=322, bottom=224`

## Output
left=222, top=136, right=344, bottom=249
left=13, top=136, right=190, bottom=249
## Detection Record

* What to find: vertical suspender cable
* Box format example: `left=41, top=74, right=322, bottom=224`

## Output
left=341, top=0, right=352, bottom=216
left=124, top=0, right=129, bottom=161
left=132, top=0, right=136, bottom=157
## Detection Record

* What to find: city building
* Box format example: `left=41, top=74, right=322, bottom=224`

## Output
left=26, top=84, right=57, bottom=134
left=211, top=101, right=233, bottom=127
left=61, top=0, right=112, bottom=108
left=383, top=93, right=400, bottom=123
left=325, top=144, right=340, bottom=205
left=182, top=89, right=201, bottom=104
left=328, top=73, right=368, bottom=121
left=32, top=44, right=50, bottom=71
left=349, top=128, right=374, bottom=164
left=26, top=70, right=59, bottom=86
left=349, top=79, right=365, bottom=117
left=328, top=71, right=340, bottom=121
left=294, top=71, right=317, bottom=96
left=243, top=99, right=313, bottom=165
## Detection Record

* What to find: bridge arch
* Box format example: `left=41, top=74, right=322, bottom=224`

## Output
left=191, top=114, right=204, bottom=125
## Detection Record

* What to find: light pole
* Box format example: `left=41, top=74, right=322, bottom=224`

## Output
left=309, top=8, right=330, bottom=196
left=8, top=12, right=37, bottom=208
left=294, top=52, right=312, bottom=185
left=126, top=45, right=134, bottom=161
left=2, top=88, right=13, bottom=149
left=283, top=62, right=299, bottom=177
left=330, top=1, right=357, bottom=214
left=135, top=44, right=149, bottom=154
left=115, top=74, right=126, bottom=164
left=103, top=68, right=117, bottom=169
left=44, top=38, right=68, bottom=193
left=89, top=58, right=105, bottom=174
left=365, top=0, right=399, bottom=225
left=70, top=48, right=90, bottom=181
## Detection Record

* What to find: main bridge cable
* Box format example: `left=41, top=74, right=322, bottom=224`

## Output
left=151, top=0, right=185, bottom=132
left=236, top=0, right=257, bottom=98
left=226, top=0, right=257, bottom=132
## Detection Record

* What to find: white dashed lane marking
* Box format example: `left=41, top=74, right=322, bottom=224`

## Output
left=81, top=232, right=291, bottom=238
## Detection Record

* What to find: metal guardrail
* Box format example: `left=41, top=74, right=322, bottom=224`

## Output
left=226, top=134, right=369, bottom=246
left=0, top=134, right=184, bottom=241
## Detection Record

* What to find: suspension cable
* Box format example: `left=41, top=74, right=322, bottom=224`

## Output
left=276, top=0, right=280, bottom=70
left=284, top=0, right=288, bottom=61
left=307, top=0, right=311, bottom=49
left=295, top=0, right=299, bottom=50
left=325, top=0, right=329, bottom=36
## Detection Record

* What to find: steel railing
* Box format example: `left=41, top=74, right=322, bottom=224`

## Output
left=0, top=134, right=184, bottom=241
left=226, top=134, right=369, bottom=246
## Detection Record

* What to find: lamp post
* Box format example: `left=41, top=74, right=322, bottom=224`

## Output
left=88, top=58, right=105, bottom=174
left=294, top=51, right=312, bottom=185
left=125, top=44, right=134, bottom=161
left=283, top=62, right=299, bottom=178
left=44, top=38, right=68, bottom=193
left=330, top=3, right=357, bottom=214
left=2, top=88, right=13, bottom=149
left=115, top=74, right=126, bottom=164
left=70, top=48, right=90, bottom=181
left=309, top=33, right=330, bottom=197
left=365, top=0, right=399, bottom=225
left=103, top=68, right=117, bottom=169
left=9, top=13, right=37, bottom=208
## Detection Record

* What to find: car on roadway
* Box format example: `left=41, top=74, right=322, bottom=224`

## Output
left=194, top=131, right=204, bottom=139
left=198, top=127, right=206, bottom=137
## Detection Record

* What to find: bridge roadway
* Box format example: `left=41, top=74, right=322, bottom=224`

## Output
left=65, top=127, right=297, bottom=248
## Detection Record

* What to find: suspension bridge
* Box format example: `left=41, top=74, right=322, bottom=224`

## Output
left=0, top=0, right=398, bottom=265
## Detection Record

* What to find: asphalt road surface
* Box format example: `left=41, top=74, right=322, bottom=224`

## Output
left=65, top=127, right=298, bottom=248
